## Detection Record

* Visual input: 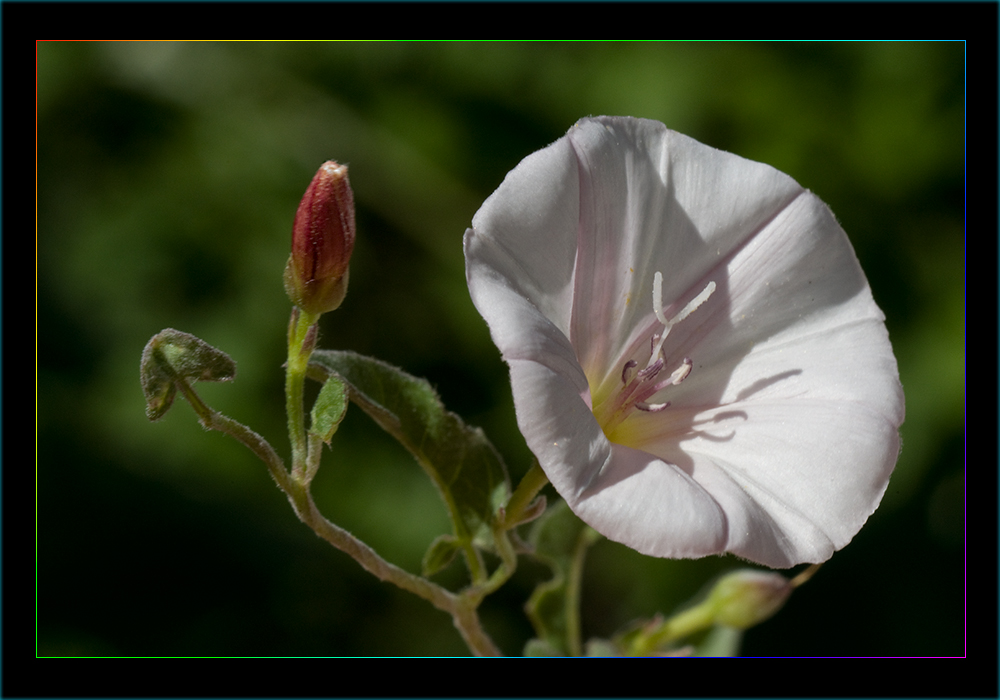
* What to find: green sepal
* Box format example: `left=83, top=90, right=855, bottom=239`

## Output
left=309, top=373, right=349, bottom=444
left=307, top=350, right=511, bottom=556
left=523, top=499, right=599, bottom=656
left=422, top=534, right=461, bottom=577
left=140, top=328, right=236, bottom=421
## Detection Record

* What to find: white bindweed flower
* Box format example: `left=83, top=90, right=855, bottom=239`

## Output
left=464, top=116, right=903, bottom=569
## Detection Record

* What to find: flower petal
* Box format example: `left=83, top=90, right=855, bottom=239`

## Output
left=466, top=132, right=580, bottom=344
left=465, top=116, right=903, bottom=569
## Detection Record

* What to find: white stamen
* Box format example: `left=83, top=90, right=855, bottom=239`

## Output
left=652, top=271, right=669, bottom=326
left=636, top=400, right=671, bottom=412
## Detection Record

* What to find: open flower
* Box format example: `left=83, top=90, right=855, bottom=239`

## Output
left=464, top=116, right=903, bottom=568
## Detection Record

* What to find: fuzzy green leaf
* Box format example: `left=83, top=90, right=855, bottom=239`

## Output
left=140, top=329, right=236, bottom=421
left=308, top=350, right=511, bottom=554
left=310, top=373, right=349, bottom=444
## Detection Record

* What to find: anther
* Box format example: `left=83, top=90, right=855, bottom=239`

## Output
left=621, top=359, right=637, bottom=385
left=598, top=277, right=711, bottom=432
left=638, top=358, right=663, bottom=380
left=668, top=358, right=693, bottom=385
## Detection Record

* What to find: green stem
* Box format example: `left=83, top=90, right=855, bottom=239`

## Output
left=178, top=375, right=503, bottom=656
left=630, top=603, right=714, bottom=656
left=174, top=377, right=291, bottom=494
left=462, top=528, right=518, bottom=604
left=791, top=563, right=821, bottom=588
left=503, top=460, right=549, bottom=529
left=458, top=463, right=542, bottom=599
left=452, top=596, right=502, bottom=657
left=461, top=539, right=488, bottom=586
left=174, top=313, right=504, bottom=656
left=565, top=526, right=600, bottom=657
left=303, top=432, right=325, bottom=484
left=285, top=479, right=502, bottom=656
left=286, top=307, right=320, bottom=481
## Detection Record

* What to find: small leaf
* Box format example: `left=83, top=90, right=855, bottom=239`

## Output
left=422, top=534, right=461, bottom=577
left=140, top=329, right=236, bottom=421
left=310, top=373, right=349, bottom=444
left=308, top=350, right=511, bottom=555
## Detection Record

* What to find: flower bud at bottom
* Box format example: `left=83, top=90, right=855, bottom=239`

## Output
left=707, top=569, right=793, bottom=630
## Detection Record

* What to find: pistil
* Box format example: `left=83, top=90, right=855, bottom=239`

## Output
left=647, top=272, right=716, bottom=369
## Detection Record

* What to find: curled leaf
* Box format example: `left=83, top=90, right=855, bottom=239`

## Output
left=140, top=329, right=236, bottom=421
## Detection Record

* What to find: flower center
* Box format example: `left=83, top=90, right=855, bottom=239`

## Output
left=592, top=272, right=715, bottom=442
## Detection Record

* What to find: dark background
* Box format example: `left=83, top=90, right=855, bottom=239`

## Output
left=37, top=39, right=967, bottom=660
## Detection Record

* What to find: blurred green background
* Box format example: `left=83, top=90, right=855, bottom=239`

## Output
left=38, top=41, right=964, bottom=657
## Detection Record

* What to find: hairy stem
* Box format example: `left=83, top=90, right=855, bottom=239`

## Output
left=286, top=307, right=320, bottom=481
left=503, top=459, right=549, bottom=528
left=174, top=317, right=505, bottom=656
left=285, top=480, right=501, bottom=656
left=175, top=377, right=291, bottom=492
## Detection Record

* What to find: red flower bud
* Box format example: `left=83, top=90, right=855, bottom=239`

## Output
left=284, top=161, right=356, bottom=315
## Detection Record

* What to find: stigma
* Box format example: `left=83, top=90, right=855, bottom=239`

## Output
left=647, top=272, right=715, bottom=369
